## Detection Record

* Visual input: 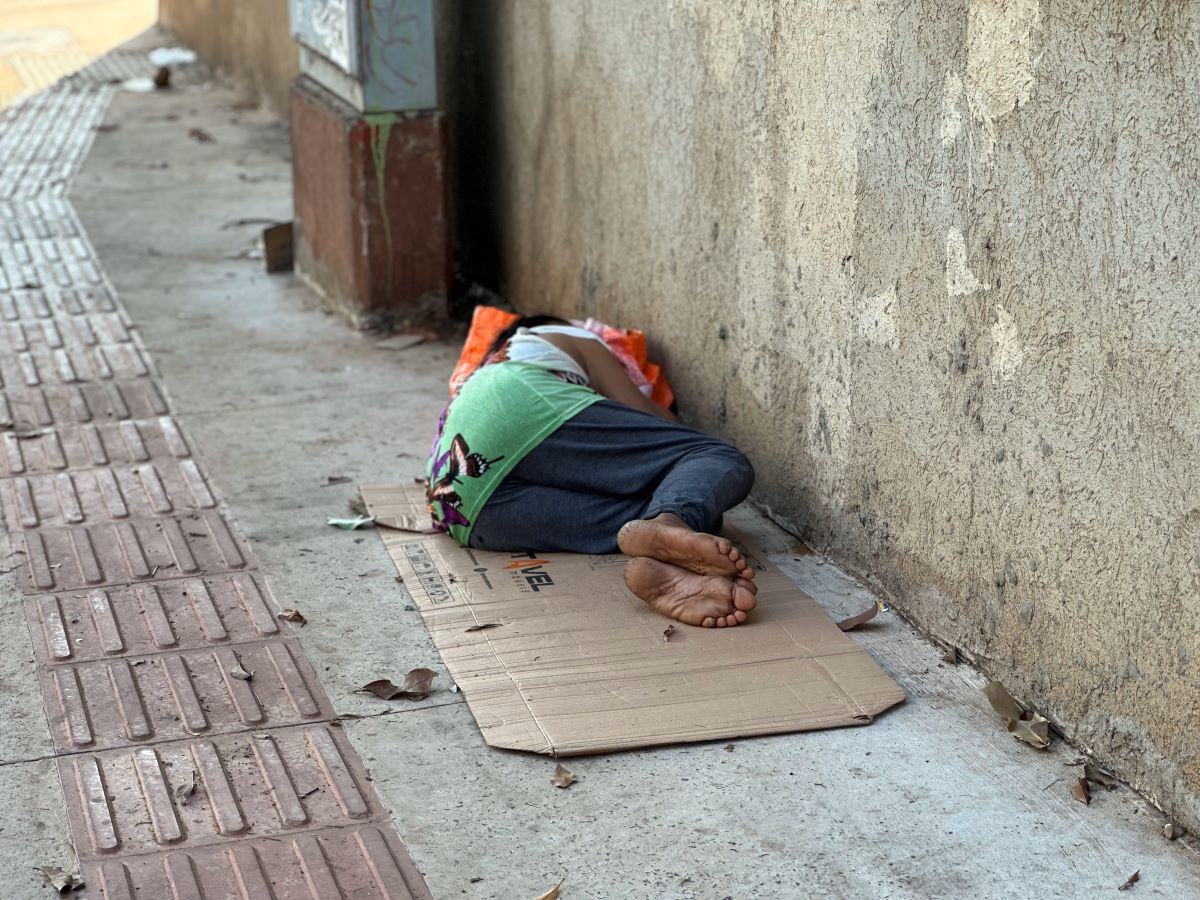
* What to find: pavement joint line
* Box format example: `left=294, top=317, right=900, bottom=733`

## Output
left=0, top=74, right=434, bottom=897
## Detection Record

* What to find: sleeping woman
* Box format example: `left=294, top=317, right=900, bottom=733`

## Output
left=427, top=316, right=757, bottom=628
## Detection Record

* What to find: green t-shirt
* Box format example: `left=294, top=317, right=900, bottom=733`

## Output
left=426, top=362, right=603, bottom=545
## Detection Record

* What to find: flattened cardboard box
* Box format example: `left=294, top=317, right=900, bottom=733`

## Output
left=362, top=483, right=905, bottom=756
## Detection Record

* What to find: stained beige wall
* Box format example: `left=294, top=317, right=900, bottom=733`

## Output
left=159, top=0, right=297, bottom=113
left=449, top=1, right=1200, bottom=829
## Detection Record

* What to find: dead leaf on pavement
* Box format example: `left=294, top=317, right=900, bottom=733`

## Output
left=1007, top=712, right=1050, bottom=749
left=1118, top=870, right=1139, bottom=891
left=278, top=608, right=307, bottom=627
left=465, top=623, right=501, bottom=632
left=663, top=624, right=675, bottom=641
left=941, top=647, right=959, bottom=665
left=375, top=513, right=436, bottom=533
left=38, top=866, right=84, bottom=893
left=533, top=881, right=563, bottom=900
left=230, top=665, right=253, bottom=681
left=982, top=681, right=1023, bottom=720
left=174, top=769, right=198, bottom=805
left=551, top=764, right=576, bottom=789
left=358, top=668, right=437, bottom=700
left=1163, top=823, right=1185, bottom=841
left=983, top=681, right=1050, bottom=749
left=188, top=127, right=215, bottom=143
left=836, top=603, right=879, bottom=631
left=1084, top=764, right=1118, bottom=789
left=1069, top=778, right=1090, bottom=805
left=723, top=744, right=735, bottom=752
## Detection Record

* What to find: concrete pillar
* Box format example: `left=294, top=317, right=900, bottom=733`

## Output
left=287, top=0, right=450, bottom=328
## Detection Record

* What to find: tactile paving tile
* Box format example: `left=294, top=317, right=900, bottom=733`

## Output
left=72, top=51, right=161, bottom=86
left=0, top=380, right=168, bottom=429
left=17, top=511, right=249, bottom=592
left=0, top=460, right=215, bottom=527
left=0, top=284, right=119, bottom=318
left=0, top=314, right=135, bottom=354
left=0, top=340, right=152, bottom=386
left=84, top=824, right=433, bottom=900
left=0, top=196, right=81, bottom=240
left=0, top=78, right=432, bottom=898
left=39, top=638, right=332, bottom=751
left=60, top=724, right=383, bottom=857
left=26, top=573, right=287, bottom=666
left=0, top=416, right=193, bottom=475
left=0, top=85, right=112, bottom=200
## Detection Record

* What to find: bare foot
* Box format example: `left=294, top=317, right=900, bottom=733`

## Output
left=624, top=557, right=758, bottom=628
left=618, top=514, right=755, bottom=582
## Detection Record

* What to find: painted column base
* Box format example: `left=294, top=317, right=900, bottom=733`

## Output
left=290, top=75, right=451, bottom=329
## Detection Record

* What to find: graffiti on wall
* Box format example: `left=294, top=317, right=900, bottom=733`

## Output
left=290, top=0, right=437, bottom=110
left=290, top=0, right=358, bottom=76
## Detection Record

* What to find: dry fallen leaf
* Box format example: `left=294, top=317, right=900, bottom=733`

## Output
left=278, top=608, right=307, bottom=627
left=836, top=603, right=879, bottom=631
left=1118, top=870, right=1139, bottom=891
left=1164, top=823, right=1185, bottom=841
left=1084, top=764, right=1118, bottom=789
left=465, top=623, right=501, bottom=633
left=663, top=624, right=675, bottom=642
left=375, top=513, right=436, bottom=533
left=174, top=769, right=198, bottom=805
left=1007, top=712, right=1050, bottom=750
left=941, top=647, right=959, bottom=665
left=358, top=668, right=438, bottom=701
left=1069, top=778, right=1090, bottom=805
left=230, top=665, right=253, bottom=681
left=723, top=744, right=735, bottom=752
left=533, top=880, right=564, bottom=900
left=551, top=764, right=576, bottom=789
left=982, top=681, right=1023, bottom=721
left=983, top=682, right=1050, bottom=749
left=38, top=866, right=84, bottom=893
left=187, top=127, right=214, bottom=143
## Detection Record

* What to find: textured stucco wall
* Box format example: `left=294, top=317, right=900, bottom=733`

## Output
left=448, top=1, right=1200, bottom=829
left=159, top=0, right=298, bottom=113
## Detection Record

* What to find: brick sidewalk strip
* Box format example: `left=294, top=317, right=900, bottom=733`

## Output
left=0, top=71, right=434, bottom=899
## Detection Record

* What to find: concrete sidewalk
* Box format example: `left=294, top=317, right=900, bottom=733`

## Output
left=1, top=38, right=1199, bottom=899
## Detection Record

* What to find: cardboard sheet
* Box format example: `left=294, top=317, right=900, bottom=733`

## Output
left=361, top=483, right=905, bottom=756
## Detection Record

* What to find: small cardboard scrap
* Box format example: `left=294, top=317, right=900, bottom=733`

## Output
left=360, top=483, right=905, bottom=756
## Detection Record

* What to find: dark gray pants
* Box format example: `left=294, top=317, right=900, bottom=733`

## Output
left=469, top=400, right=754, bottom=554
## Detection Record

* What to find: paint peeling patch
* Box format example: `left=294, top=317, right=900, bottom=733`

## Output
left=941, top=72, right=964, bottom=147
left=946, top=228, right=986, bottom=297
left=855, top=289, right=898, bottom=348
left=966, top=0, right=1041, bottom=159
left=991, top=304, right=1024, bottom=382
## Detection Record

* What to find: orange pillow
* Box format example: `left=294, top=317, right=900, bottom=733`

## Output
left=448, top=305, right=674, bottom=409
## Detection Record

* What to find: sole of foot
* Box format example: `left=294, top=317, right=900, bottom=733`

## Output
left=624, top=557, right=758, bottom=628
left=618, top=518, right=755, bottom=583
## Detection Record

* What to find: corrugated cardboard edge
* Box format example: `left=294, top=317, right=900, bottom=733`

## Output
left=361, top=483, right=905, bottom=756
